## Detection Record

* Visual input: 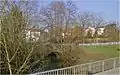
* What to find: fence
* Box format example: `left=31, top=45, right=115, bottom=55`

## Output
left=79, top=42, right=120, bottom=46
left=30, top=57, right=120, bottom=75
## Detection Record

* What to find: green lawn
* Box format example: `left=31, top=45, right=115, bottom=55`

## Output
left=81, top=44, right=120, bottom=58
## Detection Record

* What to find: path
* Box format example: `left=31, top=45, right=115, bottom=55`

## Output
left=94, top=67, right=120, bottom=75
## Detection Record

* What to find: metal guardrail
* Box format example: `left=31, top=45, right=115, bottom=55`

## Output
left=30, top=57, right=120, bottom=75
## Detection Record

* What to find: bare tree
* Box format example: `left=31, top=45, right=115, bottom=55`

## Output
left=35, top=0, right=84, bottom=70
left=78, top=12, right=105, bottom=28
left=0, top=0, right=47, bottom=74
left=76, top=12, right=106, bottom=43
left=39, top=1, right=77, bottom=35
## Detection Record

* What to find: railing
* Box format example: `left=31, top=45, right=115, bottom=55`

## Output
left=30, top=57, right=120, bottom=75
left=79, top=42, right=120, bottom=46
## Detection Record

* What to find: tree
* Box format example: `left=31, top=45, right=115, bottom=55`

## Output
left=39, top=1, right=77, bottom=37
left=36, top=0, right=85, bottom=70
left=78, top=12, right=105, bottom=28
left=0, top=0, right=45, bottom=74
left=104, top=22, right=120, bottom=41
left=77, top=12, right=106, bottom=43
left=0, top=1, right=83, bottom=74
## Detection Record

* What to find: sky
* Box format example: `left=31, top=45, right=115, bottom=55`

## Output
left=73, top=0, right=119, bottom=22
left=38, top=0, right=119, bottom=22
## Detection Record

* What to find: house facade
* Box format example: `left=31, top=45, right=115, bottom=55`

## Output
left=84, top=26, right=105, bottom=37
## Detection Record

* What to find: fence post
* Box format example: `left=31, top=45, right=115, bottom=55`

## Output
left=102, top=60, right=104, bottom=72
left=113, top=58, right=116, bottom=68
left=89, top=63, right=91, bottom=72
left=57, top=70, right=58, bottom=75
left=73, top=67, right=75, bottom=75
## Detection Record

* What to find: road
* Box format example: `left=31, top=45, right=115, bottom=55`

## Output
left=94, top=67, right=120, bottom=75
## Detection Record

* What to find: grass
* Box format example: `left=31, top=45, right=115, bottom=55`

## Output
left=81, top=44, right=120, bottom=59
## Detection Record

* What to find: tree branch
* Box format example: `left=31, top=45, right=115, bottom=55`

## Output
left=2, top=33, right=12, bottom=75
left=16, top=46, right=34, bottom=74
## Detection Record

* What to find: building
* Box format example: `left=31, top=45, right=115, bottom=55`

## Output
left=85, top=26, right=105, bottom=37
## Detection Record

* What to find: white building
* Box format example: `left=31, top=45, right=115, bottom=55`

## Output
left=25, top=28, right=50, bottom=42
left=97, top=28, right=105, bottom=35
left=25, top=28, right=41, bottom=42
left=85, top=26, right=105, bottom=37
left=85, top=26, right=96, bottom=37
